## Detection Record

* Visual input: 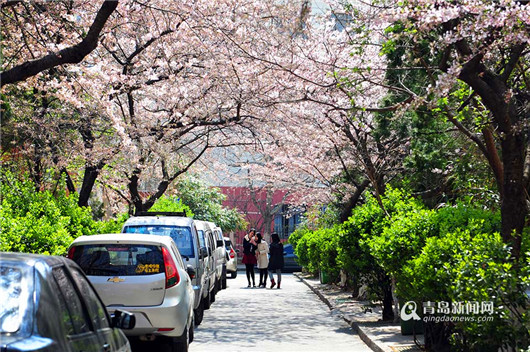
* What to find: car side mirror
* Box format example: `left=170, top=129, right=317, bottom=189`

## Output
left=111, top=310, right=135, bottom=330
left=216, top=240, right=224, bottom=248
left=186, top=265, right=196, bottom=279
left=200, top=247, right=208, bottom=259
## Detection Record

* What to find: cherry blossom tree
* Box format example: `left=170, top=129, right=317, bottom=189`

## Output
left=377, top=0, right=530, bottom=258
left=1, top=1, right=118, bottom=86
left=225, top=0, right=529, bottom=258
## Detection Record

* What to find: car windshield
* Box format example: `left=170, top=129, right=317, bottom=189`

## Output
left=0, top=265, right=30, bottom=334
left=123, top=225, right=195, bottom=258
left=70, top=244, right=165, bottom=276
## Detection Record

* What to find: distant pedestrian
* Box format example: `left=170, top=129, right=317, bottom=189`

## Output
left=242, top=228, right=257, bottom=287
left=256, top=232, right=269, bottom=288
left=268, top=232, right=284, bottom=289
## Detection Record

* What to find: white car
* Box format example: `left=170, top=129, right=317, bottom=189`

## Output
left=193, top=220, right=218, bottom=305
left=208, top=223, right=228, bottom=289
left=224, top=236, right=238, bottom=278
left=68, top=234, right=195, bottom=352
left=121, top=213, right=210, bottom=326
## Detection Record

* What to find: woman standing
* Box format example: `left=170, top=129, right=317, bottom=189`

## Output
left=242, top=228, right=257, bottom=287
left=256, top=232, right=269, bottom=288
left=268, top=232, right=284, bottom=289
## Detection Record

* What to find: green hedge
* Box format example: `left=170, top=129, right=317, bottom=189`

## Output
left=0, top=171, right=98, bottom=255
left=288, top=187, right=529, bottom=351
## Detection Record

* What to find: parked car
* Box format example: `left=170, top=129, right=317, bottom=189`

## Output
left=224, top=237, right=238, bottom=278
left=68, top=234, right=195, bottom=352
left=1, top=252, right=134, bottom=352
left=121, top=213, right=208, bottom=326
left=283, top=243, right=302, bottom=272
left=207, top=222, right=228, bottom=290
left=193, top=220, right=218, bottom=305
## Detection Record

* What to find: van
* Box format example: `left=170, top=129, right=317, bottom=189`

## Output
left=207, top=222, right=228, bottom=290
left=121, top=212, right=209, bottom=326
left=193, top=220, right=218, bottom=305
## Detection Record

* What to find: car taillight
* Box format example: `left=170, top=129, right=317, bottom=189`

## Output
left=229, top=248, right=235, bottom=259
left=67, top=247, right=75, bottom=259
left=162, top=247, right=179, bottom=288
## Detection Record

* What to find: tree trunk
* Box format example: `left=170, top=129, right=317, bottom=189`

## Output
left=60, top=167, right=77, bottom=194
left=391, top=276, right=400, bottom=323
left=457, top=46, right=528, bottom=259
left=78, top=162, right=105, bottom=207
left=382, top=277, right=395, bottom=321
left=500, top=133, right=527, bottom=259
left=339, top=179, right=370, bottom=222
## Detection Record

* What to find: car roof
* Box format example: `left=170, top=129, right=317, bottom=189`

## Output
left=123, top=215, right=194, bottom=227
left=193, top=220, right=211, bottom=231
left=71, top=233, right=176, bottom=247
left=0, top=251, right=69, bottom=268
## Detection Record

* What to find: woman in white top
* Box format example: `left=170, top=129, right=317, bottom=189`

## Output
left=256, top=232, right=269, bottom=288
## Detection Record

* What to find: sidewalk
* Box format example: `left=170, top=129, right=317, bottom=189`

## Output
left=295, top=272, right=424, bottom=352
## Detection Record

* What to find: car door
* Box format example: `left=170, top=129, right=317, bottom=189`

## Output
left=51, top=266, right=102, bottom=352
left=206, top=230, right=216, bottom=284
left=68, top=266, right=129, bottom=352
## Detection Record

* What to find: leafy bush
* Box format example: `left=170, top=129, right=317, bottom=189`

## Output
left=307, top=227, right=340, bottom=279
left=291, top=227, right=315, bottom=273
left=402, top=231, right=529, bottom=351
left=365, top=192, right=436, bottom=279
left=172, top=176, right=247, bottom=231
left=149, top=195, right=194, bottom=217
left=95, top=213, right=130, bottom=233
left=0, top=171, right=97, bottom=255
left=435, top=202, right=501, bottom=236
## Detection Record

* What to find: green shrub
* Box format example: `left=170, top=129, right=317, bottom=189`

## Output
left=435, top=202, right=501, bottom=235
left=366, top=195, right=436, bottom=279
left=95, top=213, right=130, bottom=233
left=149, top=195, right=194, bottom=217
left=0, top=171, right=97, bottom=255
left=293, top=229, right=316, bottom=273
left=402, top=231, right=529, bottom=351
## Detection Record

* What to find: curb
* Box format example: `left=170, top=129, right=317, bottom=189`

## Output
left=295, top=273, right=386, bottom=352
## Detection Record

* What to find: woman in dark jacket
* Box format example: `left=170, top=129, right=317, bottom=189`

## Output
left=267, top=232, right=284, bottom=289
left=242, top=228, right=257, bottom=287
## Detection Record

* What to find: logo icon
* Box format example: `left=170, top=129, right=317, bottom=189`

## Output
left=401, top=301, right=421, bottom=321
left=107, top=277, right=124, bottom=283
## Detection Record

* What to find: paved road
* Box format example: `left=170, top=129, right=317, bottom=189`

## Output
left=190, top=271, right=373, bottom=352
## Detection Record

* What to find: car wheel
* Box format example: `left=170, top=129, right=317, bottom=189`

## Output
left=215, top=278, right=221, bottom=292
left=231, top=271, right=237, bottom=279
left=221, top=266, right=227, bottom=289
left=194, top=300, right=204, bottom=326
left=210, top=287, right=216, bottom=303
left=203, top=292, right=211, bottom=310
left=189, top=319, right=194, bottom=343
left=170, top=327, right=189, bottom=352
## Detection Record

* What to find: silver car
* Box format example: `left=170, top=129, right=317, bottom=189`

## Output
left=68, top=234, right=195, bottom=352
left=121, top=214, right=209, bottom=326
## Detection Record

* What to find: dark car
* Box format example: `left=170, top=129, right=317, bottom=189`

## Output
left=0, top=252, right=135, bottom=352
left=283, top=244, right=302, bottom=272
